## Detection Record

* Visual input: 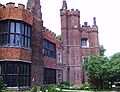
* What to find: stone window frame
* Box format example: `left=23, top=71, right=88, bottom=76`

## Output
left=57, top=52, right=62, bottom=63
left=81, top=38, right=89, bottom=48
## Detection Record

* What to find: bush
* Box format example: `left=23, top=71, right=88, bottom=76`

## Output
left=31, top=85, right=46, bottom=92
left=80, top=82, right=91, bottom=90
left=47, top=86, right=58, bottom=92
left=57, top=81, right=70, bottom=89
left=0, top=76, right=6, bottom=92
left=69, top=85, right=80, bottom=90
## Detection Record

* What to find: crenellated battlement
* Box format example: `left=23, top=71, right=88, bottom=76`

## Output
left=0, top=2, right=31, bottom=12
left=82, top=22, right=98, bottom=31
left=67, top=9, right=80, bottom=16
left=0, top=3, right=5, bottom=9
left=0, top=2, right=33, bottom=25
left=43, top=27, right=56, bottom=37
left=60, top=8, right=80, bottom=17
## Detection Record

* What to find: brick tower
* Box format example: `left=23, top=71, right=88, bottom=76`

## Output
left=60, top=0, right=83, bottom=85
left=60, top=0, right=100, bottom=85
left=27, top=0, right=42, bottom=19
left=27, top=0, right=44, bottom=85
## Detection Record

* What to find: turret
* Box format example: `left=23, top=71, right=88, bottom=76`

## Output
left=93, top=17, right=96, bottom=25
left=92, top=17, right=98, bottom=31
left=27, top=0, right=42, bottom=19
left=62, top=0, right=67, bottom=10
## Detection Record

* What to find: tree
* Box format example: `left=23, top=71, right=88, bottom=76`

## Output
left=0, top=76, right=6, bottom=92
left=84, top=53, right=120, bottom=89
left=109, top=53, right=120, bottom=83
left=56, top=35, right=61, bottom=41
left=99, top=45, right=106, bottom=56
left=84, top=55, right=110, bottom=89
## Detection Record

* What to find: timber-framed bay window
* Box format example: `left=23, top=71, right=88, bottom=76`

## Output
left=0, top=61, right=31, bottom=88
left=0, top=20, right=31, bottom=48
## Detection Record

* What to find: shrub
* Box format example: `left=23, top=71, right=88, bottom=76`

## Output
left=0, top=76, right=6, bottom=92
left=69, top=85, right=80, bottom=90
left=57, top=81, right=70, bottom=89
left=47, top=86, right=58, bottom=92
left=80, top=82, right=91, bottom=90
left=31, top=85, right=45, bottom=92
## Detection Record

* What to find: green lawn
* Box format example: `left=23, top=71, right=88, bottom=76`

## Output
left=62, top=90, right=117, bottom=92
left=2, top=90, right=118, bottom=92
left=2, top=90, right=31, bottom=92
left=2, top=89, right=119, bottom=92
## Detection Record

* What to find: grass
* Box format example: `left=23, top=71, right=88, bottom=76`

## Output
left=1, top=88, right=120, bottom=92
left=2, top=90, right=31, bottom=92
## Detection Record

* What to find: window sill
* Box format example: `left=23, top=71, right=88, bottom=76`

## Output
left=0, top=46, right=32, bottom=50
left=81, top=46, right=89, bottom=48
left=44, top=57, right=56, bottom=61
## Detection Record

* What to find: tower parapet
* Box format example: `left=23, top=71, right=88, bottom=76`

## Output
left=0, top=2, right=33, bottom=25
left=82, top=24, right=98, bottom=32
left=0, top=4, right=5, bottom=9
left=82, top=17, right=98, bottom=32
left=67, top=9, right=80, bottom=17
left=18, top=4, right=25, bottom=9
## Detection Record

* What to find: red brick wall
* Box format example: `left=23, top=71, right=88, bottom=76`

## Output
left=43, top=30, right=57, bottom=44
left=0, top=7, right=33, bottom=25
left=30, top=17, right=44, bottom=85
left=0, top=47, right=31, bottom=62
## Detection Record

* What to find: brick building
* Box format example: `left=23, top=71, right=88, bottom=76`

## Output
left=0, top=0, right=99, bottom=90
left=60, top=0, right=100, bottom=85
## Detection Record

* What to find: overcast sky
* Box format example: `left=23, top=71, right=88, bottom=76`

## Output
left=1, top=0, right=120, bottom=57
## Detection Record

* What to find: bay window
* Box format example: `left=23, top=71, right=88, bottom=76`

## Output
left=0, top=20, right=31, bottom=48
left=0, top=61, right=31, bottom=87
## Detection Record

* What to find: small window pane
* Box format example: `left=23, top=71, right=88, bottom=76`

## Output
left=3, top=34, right=7, bottom=46
left=25, top=37, right=27, bottom=47
left=6, top=76, right=12, bottom=87
left=15, top=35, right=20, bottom=46
left=7, top=63, right=12, bottom=74
left=81, top=38, right=87, bottom=47
left=4, top=21, right=8, bottom=32
left=0, top=23, right=3, bottom=33
left=16, top=23, right=20, bottom=33
left=12, top=76, right=18, bottom=87
left=28, top=38, right=30, bottom=48
left=13, top=64, right=19, bottom=74
left=23, top=64, right=27, bottom=74
left=25, top=26, right=27, bottom=36
left=10, top=34, right=14, bottom=46
left=10, top=22, right=15, bottom=33
left=26, top=76, right=29, bottom=86
left=22, top=36, right=25, bottom=47
left=28, top=27, right=30, bottom=37
left=0, top=22, right=1, bottom=33
left=22, top=24, right=24, bottom=35
left=0, top=35, right=2, bottom=46
left=0, top=65, right=1, bottom=75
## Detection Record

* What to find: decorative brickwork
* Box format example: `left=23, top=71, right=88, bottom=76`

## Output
left=0, top=47, right=31, bottom=62
left=0, top=3, right=33, bottom=25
